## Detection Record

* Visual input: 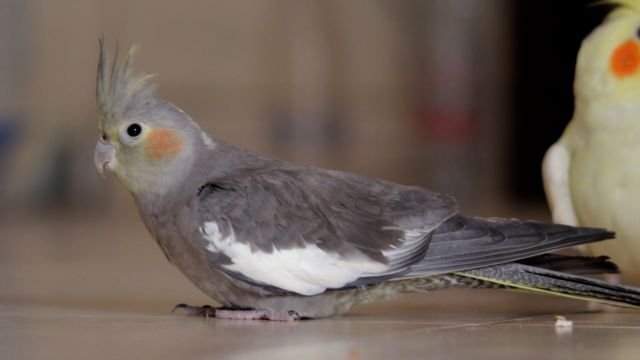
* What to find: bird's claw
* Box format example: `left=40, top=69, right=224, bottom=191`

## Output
left=214, top=309, right=301, bottom=321
left=171, top=303, right=301, bottom=321
left=171, top=303, right=217, bottom=318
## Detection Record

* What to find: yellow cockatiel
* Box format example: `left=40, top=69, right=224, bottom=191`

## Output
left=543, top=0, right=640, bottom=284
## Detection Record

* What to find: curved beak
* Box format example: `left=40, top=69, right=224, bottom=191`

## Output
left=94, top=139, right=116, bottom=177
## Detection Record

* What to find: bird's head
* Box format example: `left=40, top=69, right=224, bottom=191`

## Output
left=575, top=0, right=640, bottom=103
left=94, top=40, right=215, bottom=196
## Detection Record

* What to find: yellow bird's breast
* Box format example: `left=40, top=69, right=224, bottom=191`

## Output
left=569, top=126, right=640, bottom=283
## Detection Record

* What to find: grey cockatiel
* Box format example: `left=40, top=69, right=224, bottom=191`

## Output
left=94, top=40, right=640, bottom=321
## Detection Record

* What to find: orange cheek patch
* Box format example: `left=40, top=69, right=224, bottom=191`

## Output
left=610, top=40, right=640, bottom=78
left=145, top=129, right=183, bottom=159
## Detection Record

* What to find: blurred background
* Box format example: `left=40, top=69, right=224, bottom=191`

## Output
left=0, top=0, right=612, bottom=312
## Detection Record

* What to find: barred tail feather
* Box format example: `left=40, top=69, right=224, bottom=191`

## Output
left=459, top=263, right=640, bottom=308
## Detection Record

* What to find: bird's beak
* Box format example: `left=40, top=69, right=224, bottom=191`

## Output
left=94, top=139, right=116, bottom=177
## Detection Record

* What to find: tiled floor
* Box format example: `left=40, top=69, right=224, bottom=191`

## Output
left=1, top=213, right=640, bottom=359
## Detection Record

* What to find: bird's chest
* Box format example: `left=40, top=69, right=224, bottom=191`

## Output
left=570, top=132, right=640, bottom=233
left=137, top=203, right=261, bottom=305
left=140, top=208, right=185, bottom=264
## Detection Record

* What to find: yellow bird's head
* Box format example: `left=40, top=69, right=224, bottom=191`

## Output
left=575, top=0, right=640, bottom=103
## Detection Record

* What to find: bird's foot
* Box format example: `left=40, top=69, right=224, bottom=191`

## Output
left=172, top=303, right=301, bottom=321
left=215, top=309, right=301, bottom=322
left=172, top=303, right=217, bottom=318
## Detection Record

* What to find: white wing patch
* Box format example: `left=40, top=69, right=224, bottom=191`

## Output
left=542, top=143, right=579, bottom=226
left=200, top=131, right=216, bottom=149
left=200, top=221, right=388, bottom=296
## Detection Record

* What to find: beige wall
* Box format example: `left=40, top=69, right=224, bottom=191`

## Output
left=3, top=0, right=511, bottom=214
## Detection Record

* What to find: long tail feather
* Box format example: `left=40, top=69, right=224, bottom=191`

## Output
left=459, top=263, right=640, bottom=308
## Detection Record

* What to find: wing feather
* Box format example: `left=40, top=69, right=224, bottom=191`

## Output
left=188, top=165, right=456, bottom=295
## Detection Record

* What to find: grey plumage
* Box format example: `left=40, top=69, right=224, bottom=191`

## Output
left=94, top=41, right=640, bottom=319
left=410, top=216, right=614, bottom=275
left=96, top=37, right=156, bottom=129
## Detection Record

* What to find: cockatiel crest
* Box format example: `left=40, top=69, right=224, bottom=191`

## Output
left=606, top=0, right=640, bottom=13
left=96, top=38, right=156, bottom=131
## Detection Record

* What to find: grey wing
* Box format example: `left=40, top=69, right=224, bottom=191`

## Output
left=405, top=215, right=614, bottom=277
left=186, top=166, right=457, bottom=296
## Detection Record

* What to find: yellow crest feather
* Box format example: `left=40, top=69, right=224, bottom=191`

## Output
left=602, top=0, right=640, bottom=12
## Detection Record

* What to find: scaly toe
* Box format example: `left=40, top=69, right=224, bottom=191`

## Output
left=171, top=303, right=217, bottom=318
left=214, top=309, right=301, bottom=322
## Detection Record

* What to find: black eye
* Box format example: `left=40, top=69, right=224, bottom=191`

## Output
left=126, top=123, right=142, bottom=137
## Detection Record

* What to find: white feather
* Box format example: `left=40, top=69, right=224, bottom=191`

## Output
left=200, top=131, right=216, bottom=149
left=200, top=221, right=388, bottom=296
left=542, top=143, right=579, bottom=226
left=381, top=229, right=425, bottom=262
